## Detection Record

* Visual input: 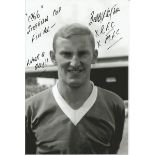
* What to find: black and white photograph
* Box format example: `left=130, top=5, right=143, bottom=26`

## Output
left=25, top=0, right=129, bottom=154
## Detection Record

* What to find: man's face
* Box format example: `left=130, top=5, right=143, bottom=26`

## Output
left=54, top=35, right=97, bottom=87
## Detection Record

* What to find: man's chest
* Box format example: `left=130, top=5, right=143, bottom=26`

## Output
left=33, top=110, right=115, bottom=154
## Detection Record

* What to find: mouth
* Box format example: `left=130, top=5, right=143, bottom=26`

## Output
left=67, top=68, right=84, bottom=73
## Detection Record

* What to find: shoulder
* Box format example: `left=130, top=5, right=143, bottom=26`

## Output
left=26, top=88, right=50, bottom=105
left=97, top=86, right=125, bottom=111
left=25, top=88, right=55, bottom=115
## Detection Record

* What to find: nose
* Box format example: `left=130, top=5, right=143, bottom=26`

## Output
left=70, top=55, right=81, bottom=67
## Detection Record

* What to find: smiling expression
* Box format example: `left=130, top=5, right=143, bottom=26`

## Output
left=53, top=34, right=97, bottom=87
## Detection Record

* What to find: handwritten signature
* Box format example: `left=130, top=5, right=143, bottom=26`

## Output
left=26, top=5, right=62, bottom=43
left=26, top=51, right=49, bottom=70
left=93, top=20, right=122, bottom=50
left=53, top=7, right=61, bottom=16
left=31, top=23, right=56, bottom=43
left=27, top=16, right=49, bottom=35
left=89, top=4, right=120, bottom=25
left=89, top=3, right=123, bottom=51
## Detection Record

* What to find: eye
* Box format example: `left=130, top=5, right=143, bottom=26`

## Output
left=60, top=51, right=72, bottom=58
left=78, top=51, right=89, bottom=57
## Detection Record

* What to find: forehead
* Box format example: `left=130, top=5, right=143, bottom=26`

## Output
left=55, top=35, right=94, bottom=52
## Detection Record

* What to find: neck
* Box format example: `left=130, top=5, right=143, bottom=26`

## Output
left=57, top=80, right=93, bottom=109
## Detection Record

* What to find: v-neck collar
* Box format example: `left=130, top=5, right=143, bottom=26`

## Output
left=52, top=81, right=98, bottom=126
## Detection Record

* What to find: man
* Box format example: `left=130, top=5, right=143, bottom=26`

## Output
left=26, top=23, right=125, bottom=154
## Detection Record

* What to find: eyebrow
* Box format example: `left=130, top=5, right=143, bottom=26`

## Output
left=59, top=50, right=90, bottom=56
left=78, top=50, right=90, bottom=54
left=59, top=51, right=72, bottom=54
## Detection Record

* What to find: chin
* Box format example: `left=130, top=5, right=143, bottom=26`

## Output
left=67, top=79, right=83, bottom=88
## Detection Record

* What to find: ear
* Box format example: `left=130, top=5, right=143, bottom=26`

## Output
left=91, top=49, right=98, bottom=64
left=50, top=50, right=57, bottom=65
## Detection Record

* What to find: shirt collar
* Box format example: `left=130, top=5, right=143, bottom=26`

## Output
left=52, top=80, right=98, bottom=125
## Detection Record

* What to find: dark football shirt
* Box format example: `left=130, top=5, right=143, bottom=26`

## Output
left=25, top=84, right=125, bottom=154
